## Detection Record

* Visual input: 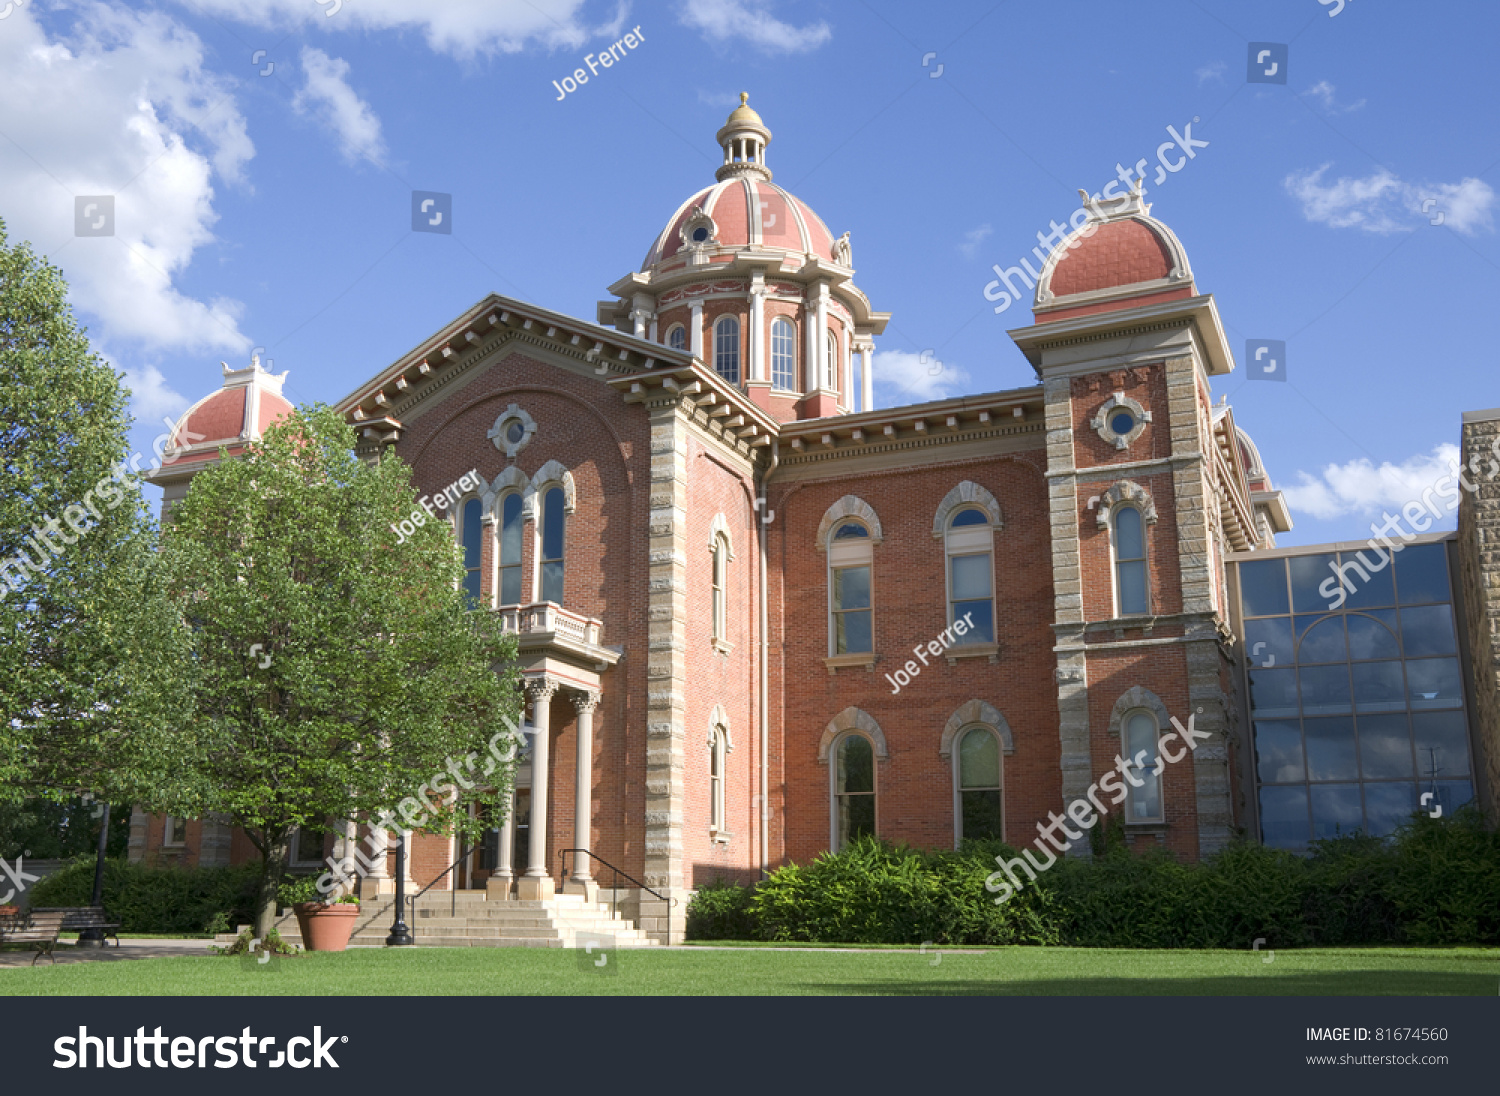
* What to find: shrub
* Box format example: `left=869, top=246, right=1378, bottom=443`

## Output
left=685, top=878, right=759, bottom=940
left=28, top=858, right=260, bottom=934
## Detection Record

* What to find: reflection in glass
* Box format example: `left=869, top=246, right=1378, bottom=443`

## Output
left=1395, top=543, right=1450, bottom=605
left=1305, top=717, right=1358, bottom=780
left=1239, top=558, right=1289, bottom=617
left=1406, top=658, right=1463, bottom=710
left=1363, top=782, right=1416, bottom=838
left=1356, top=713, right=1413, bottom=778
left=1244, top=617, right=1294, bottom=669
left=835, top=734, right=875, bottom=850
left=1296, top=615, right=1347, bottom=663
left=1290, top=553, right=1339, bottom=613
left=1341, top=549, right=1396, bottom=609
left=1299, top=665, right=1352, bottom=716
left=1400, top=604, right=1456, bottom=657
left=1412, top=711, right=1471, bottom=778
left=1310, top=783, right=1363, bottom=840
left=1249, top=668, right=1299, bottom=718
left=1259, top=785, right=1309, bottom=849
left=1346, top=612, right=1401, bottom=660
left=1350, top=661, right=1405, bottom=713
left=959, top=728, right=1003, bottom=841
left=1253, top=720, right=1304, bottom=783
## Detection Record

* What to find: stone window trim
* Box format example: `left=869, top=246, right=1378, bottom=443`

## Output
left=709, top=518, right=733, bottom=654
left=708, top=512, right=737, bottom=559
left=525, top=460, right=576, bottom=516
left=938, top=700, right=1015, bottom=759
left=487, top=403, right=537, bottom=460
left=815, top=707, right=889, bottom=764
left=680, top=207, right=718, bottom=250
left=931, top=481, right=1003, bottom=538
left=482, top=465, right=532, bottom=525
left=816, top=495, right=883, bottom=550
left=1106, top=686, right=1173, bottom=740
left=708, top=708, right=732, bottom=842
left=1095, top=480, right=1159, bottom=528
left=1091, top=392, right=1152, bottom=450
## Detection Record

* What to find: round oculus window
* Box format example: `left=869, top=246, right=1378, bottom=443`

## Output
left=1110, top=410, right=1136, bottom=436
left=505, top=421, right=525, bottom=444
left=691, top=225, right=710, bottom=243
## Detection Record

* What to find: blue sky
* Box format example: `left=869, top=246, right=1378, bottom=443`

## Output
left=3, top=0, right=1496, bottom=546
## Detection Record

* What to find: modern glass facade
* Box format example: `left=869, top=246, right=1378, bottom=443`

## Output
left=1232, top=537, right=1475, bottom=851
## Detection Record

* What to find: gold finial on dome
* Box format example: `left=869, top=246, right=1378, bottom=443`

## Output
left=716, top=92, right=772, bottom=182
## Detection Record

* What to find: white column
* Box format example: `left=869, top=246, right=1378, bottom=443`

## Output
left=814, top=283, right=829, bottom=390
left=569, top=689, right=601, bottom=891
left=860, top=343, right=874, bottom=412
left=689, top=299, right=704, bottom=360
left=804, top=300, right=818, bottom=393
left=400, top=829, right=415, bottom=887
left=519, top=677, right=557, bottom=900
left=488, top=784, right=515, bottom=899
left=749, top=284, right=765, bottom=381
left=631, top=309, right=649, bottom=338
left=842, top=337, right=853, bottom=407
left=365, top=822, right=392, bottom=895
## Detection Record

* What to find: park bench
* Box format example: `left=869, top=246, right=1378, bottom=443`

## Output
left=0, top=909, right=67, bottom=965
left=34, top=906, right=122, bottom=947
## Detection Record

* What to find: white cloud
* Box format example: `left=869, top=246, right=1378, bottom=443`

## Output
left=872, top=349, right=970, bottom=405
left=1285, top=165, right=1496, bottom=236
left=677, top=0, right=832, bottom=53
left=173, top=0, right=601, bottom=58
left=957, top=223, right=992, bottom=258
left=1195, top=61, right=1226, bottom=85
left=0, top=3, right=252, bottom=353
left=1303, top=80, right=1365, bottom=114
left=118, top=362, right=190, bottom=430
left=1281, top=444, right=1462, bottom=521
left=293, top=48, right=387, bottom=168
left=697, top=89, right=744, bottom=109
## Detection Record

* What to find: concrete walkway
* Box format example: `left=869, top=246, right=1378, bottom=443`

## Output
left=0, top=938, right=213, bottom=968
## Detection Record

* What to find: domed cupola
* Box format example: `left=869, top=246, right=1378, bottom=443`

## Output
left=716, top=92, right=772, bottom=183
left=598, top=94, right=890, bottom=424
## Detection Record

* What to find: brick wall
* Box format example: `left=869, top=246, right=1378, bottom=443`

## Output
left=1458, top=410, right=1500, bottom=817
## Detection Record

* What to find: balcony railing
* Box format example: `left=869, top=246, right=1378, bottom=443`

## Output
left=497, top=601, right=602, bottom=646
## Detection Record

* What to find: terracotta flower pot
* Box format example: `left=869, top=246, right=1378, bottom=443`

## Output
left=293, top=902, right=359, bottom=952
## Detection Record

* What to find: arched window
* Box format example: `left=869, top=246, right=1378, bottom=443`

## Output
left=770, top=317, right=795, bottom=391
left=540, top=486, right=565, bottom=605
left=826, top=330, right=838, bottom=390
left=833, top=733, right=875, bottom=850
left=709, top=725, right=728, bottom=835
left=460, top=498, right=483, bottom=608
left=712, top=533, right=729, bottom=643
left=956, top=727, right=1003, bottom=842
left=1122, top=710, right=1163, bottom=822
left=829, top=521, right=872, bottom=655
left=498, top=493, right=524, bottom=606
left=1113, top=506, right=1148, bottom=615
left=714, top=316, right=740, bottom=384
left=667, top=325, right=686, bottom=351
left=946, top=507, right=994, bottom=644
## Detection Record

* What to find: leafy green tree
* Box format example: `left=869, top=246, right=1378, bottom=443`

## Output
left=158, top=404, right=523, bottom=933
left=0, top=219, right=194, bottom=826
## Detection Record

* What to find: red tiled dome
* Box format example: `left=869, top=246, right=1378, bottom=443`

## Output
left=642, top=178, right=837, bottom=269
left=166, top=359, right=293, bottom=461
left=1049, top=218, right=1174, bottom=297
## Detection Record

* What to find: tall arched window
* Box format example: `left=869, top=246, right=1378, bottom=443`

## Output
left=709, top=725, right=727, bottom=835
left=829, top=521, right=872, bottom=654
left=667, top=325, right=686, bottom=351
left=1113, top=506, right=1148, bottom=615
left=540, top=487, right=565, bottom=605
left=833, top=734, right=875, bottom=850
left=460, top=498, right=483, bottom=608
left=956, top=727, right=1003, bottom=841
left=770, top=317, right=795, bottom=391
left=712, top=533, right=729, bottom=643
left=946, top=508, right=994, bottom=644
left=825, top=330, right=838, bottom=390
left=498, top=492, right=523, bottom=605
left=714, top=316, right=740, bottom=384
left=1123, top=710, right=1163, bottom=821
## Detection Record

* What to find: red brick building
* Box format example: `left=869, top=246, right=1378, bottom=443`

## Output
left=140, top=95, right=1295, bottom=944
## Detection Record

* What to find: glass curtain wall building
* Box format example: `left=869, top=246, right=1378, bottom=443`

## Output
left=1230, top=534, right=1476, bottom=851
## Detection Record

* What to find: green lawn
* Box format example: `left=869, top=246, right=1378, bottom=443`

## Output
left=1, top=945, right=1496, bottom=995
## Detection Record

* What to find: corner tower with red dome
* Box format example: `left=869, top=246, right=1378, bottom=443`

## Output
left=599, top=94, right=889, bottom=422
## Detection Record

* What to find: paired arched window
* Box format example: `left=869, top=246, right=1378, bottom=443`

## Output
left=460, top=498, right=484, bottom=608
left=828, top=521, right=872, bottom=654
left=955, top=727, right=1003, bottom=842
left=833, top=733, right=875, bottom=850
left=498, top=492, right=524, bottom=606
left=711, top=533, right=729, bottom=643
left=1113, top=506, right=1149, bottom=615
left=1122, top=709, right=1163, bottom=822
left=945, top=508, right=994, bottom=644
left=714, top=316, right=740, bottom=384
left=667, top=324, right=686, bottom=351
left=709, top=725, right=728, bottom=835
left=540, top=487, right=565, bottom=604
left=825, top=330, right=838, bottom=390
left=770, top=317, right=795, bottom=391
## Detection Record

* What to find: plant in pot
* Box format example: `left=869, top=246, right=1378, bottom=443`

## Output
left=279, top=876, right=360, bottom=952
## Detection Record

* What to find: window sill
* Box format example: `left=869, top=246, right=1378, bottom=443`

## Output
left=1124, top=821, right=1167, bottom=834
left=823, top=653, right=876, bottom=674
left=709, top=830, right=732, bottom=845
left=712, top=638, right=734, bottom=656
left=945, top=643, right=998, bottom=664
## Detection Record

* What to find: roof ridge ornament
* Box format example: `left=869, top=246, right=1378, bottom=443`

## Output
left=1077, top=173, right=1151, bottom=225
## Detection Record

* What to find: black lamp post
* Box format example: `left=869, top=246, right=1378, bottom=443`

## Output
left=385, top=832, right=413, bottom=946
left=77, top=802, right=110, bottom=947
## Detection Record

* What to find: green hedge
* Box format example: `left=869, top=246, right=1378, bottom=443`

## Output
left=27, top=859, right=261, bottom=934
left=686, top=808, right=1500, bottom=947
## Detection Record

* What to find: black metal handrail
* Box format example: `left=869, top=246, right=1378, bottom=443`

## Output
left=403, top=839, right=471, bottom=935
left=558, top=848, right=678, bottom=920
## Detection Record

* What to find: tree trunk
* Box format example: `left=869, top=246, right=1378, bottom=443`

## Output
left=254, top=832, right=291, bottom=938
